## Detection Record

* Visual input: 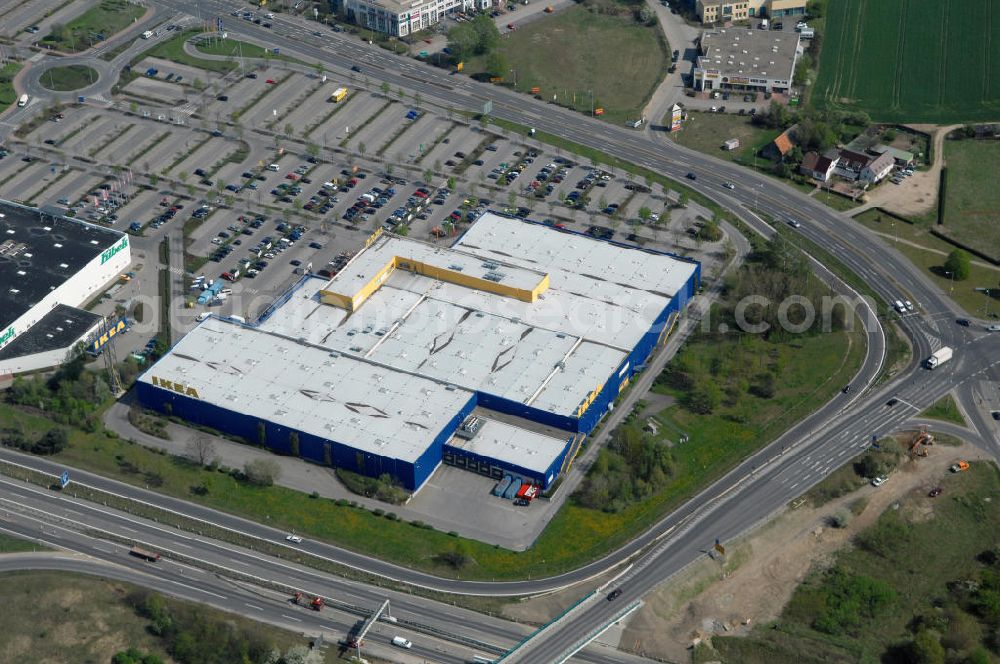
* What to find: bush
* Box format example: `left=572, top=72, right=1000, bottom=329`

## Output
left=243, top=459, right=280, bottom=487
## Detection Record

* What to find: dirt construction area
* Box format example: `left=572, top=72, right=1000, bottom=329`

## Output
left=501, top=435, right=993, bottom=663
left=611, top=438, right=994, bottom=662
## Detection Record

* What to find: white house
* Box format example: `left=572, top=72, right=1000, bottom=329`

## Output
left=860, top=151, right=895, bottom=184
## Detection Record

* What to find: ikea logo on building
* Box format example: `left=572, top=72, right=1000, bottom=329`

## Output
left=100, top=236, right=129, bottom=265
left=0, top=325, right=15, bottom=348
left=151, top=376, right=200, bottom=399
left=89, top=319, right=128, bottom=354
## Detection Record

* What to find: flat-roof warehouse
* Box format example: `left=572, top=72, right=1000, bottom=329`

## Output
left=138, top=213, right=700, bottom=491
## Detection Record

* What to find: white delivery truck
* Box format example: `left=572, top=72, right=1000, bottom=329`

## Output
left=925, top=346, right=953, bottom=369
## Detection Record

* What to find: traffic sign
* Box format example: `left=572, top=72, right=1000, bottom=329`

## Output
left=482, top=100, right=492, bottom=116
left=60, top=470, right=70, bottom=489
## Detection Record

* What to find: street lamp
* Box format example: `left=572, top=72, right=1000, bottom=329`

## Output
left=509, top=68, right=517, bottom=89
left=945, top=270, right=955, bottom=293
left=589, top=89, right=594, bottom=117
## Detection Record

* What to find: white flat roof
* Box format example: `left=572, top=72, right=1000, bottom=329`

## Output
left=255, top=214, right=700, bottom=418
left=139, top=318, right=473, bottom=463
left=323, top=233, right=547, bottom=300
left=455, top=213, right=698, bottom=300
left=448, top=419, right=570, bottom=476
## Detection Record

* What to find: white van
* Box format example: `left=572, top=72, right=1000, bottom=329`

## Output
left=17, top=93, right=28, bottom=107
left=267, top=163, right=280, bottom=171
left=142, top=30, right=154, bottom=39
left=391, top=636, right=412, bottom=649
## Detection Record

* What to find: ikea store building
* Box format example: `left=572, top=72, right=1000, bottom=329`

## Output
left=137, top=213, right=699, bottom=491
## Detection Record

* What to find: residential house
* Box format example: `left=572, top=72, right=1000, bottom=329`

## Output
left=832, top=149, right=870, bottom=181
left=799, top=150, right=839, bottom=182
left=761, top=123, right=798, bottom=160
left=860, top=151, right=895, bottom=183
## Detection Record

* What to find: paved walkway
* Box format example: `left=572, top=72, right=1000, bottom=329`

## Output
left=641, top=1, right=700, bottom=129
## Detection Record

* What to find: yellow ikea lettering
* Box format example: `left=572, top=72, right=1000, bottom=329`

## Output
left=151, top=376, right=200, bottom=399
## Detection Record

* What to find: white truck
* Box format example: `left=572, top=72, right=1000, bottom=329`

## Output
left=925, top=346, right=953, bottom=369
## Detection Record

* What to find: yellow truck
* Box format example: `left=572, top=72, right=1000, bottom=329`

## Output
left=330, top=87, right=348, bottom=103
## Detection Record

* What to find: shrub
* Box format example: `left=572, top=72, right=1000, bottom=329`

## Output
left=242, top=459, right=280, bottom=487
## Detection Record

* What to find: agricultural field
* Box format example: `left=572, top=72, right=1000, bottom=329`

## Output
left=814, top=0, right=1000, bottom=122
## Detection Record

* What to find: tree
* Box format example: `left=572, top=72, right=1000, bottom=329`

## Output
left=305, top=142, right=319, bottom=158
left=638, top=206, right=652, bottom=223
left=186, top=433, right=215, bottom=466
left=284, top=122, right=294, bottom=138
left=944, top=249, right=971, bottom=281
left=35, top=428, right=68, bottom=455
left=470, top=14, right=500, bottom=54
left=446, top=23, right=478, bottom=62
left=380, top=80, right=390, bottom=97
left=907, top=630, right=946, bottom=664
left=484, top=51, right=507, bottom=79
left=423, top=167, right=434, bottom=183
left=447, top=176, right=456, bottom=190
left=358, top=141, right=366, bottom=158
left=244, top=459, right=281, bottom=487
left=289, top=431, right=300, bottom=456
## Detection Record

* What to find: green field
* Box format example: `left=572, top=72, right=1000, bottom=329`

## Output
left=38, top=65, right=98, bottom=92
left=469, top=0, right=667, bottom=125
left=814, top=0, right=1000, bottom=122
left=0, top=571, right=315, bottom=663
left=669, top=111, right=781, bottom=167
left=701, top=462, right=1000, bottom=663
left=41, top=0, right=144, bottom=53
left=941, top=138, right=1000, bottom=260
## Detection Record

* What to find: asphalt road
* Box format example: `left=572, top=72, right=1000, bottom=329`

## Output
left=0, top=473, right=652, bottom=664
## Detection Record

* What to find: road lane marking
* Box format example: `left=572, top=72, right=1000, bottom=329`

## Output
left=282, top=614, right=303, bottom=622
left=245, top=602, right=264, bottom=611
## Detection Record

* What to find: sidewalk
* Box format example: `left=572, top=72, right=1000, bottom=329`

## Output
left=641, top=0, right=700, bottom=128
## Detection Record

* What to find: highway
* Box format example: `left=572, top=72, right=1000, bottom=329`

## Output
left=2, top=3, right=998, bottom=661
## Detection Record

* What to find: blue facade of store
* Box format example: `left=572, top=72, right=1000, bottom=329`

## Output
left=135, top=379, right=476, bottom=491
left=442, top=435, right=573, bottom=490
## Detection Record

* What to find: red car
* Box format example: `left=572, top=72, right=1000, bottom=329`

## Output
left=265, top=79, right=276, bottom=84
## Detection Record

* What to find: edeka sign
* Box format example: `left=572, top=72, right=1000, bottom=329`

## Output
left=100, top=236, right=128, bottom=265
left=0, top=325, right=15, bottom=348
left=151, top=376, right=200, bottom=399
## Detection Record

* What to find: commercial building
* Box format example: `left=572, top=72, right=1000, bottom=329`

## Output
left=139, top=213, right=700, bottom=492
left=693, top=28, right=801, bottom=94
left=344, top=0, right=489, bottom=37
left=0, top=200, right=130, bottom=376
left=695, top=0, right=807, bottom=24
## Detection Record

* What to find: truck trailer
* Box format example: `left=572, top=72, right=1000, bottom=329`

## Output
left=129, top=546, right=161, bottom=562
left=925, top=346, right=953, bottom=369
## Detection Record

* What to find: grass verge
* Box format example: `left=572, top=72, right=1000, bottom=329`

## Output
left=854, top=208, right=1000, bottom=317
left=40, top=0, right=144, bottom=53
left=37, top=65, right=98, bottom=91
left=0, top=62, right=23, bottom=109
left=0, top=531, right=48, bottom=553
left=920, top=394, right=966, bottom=426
